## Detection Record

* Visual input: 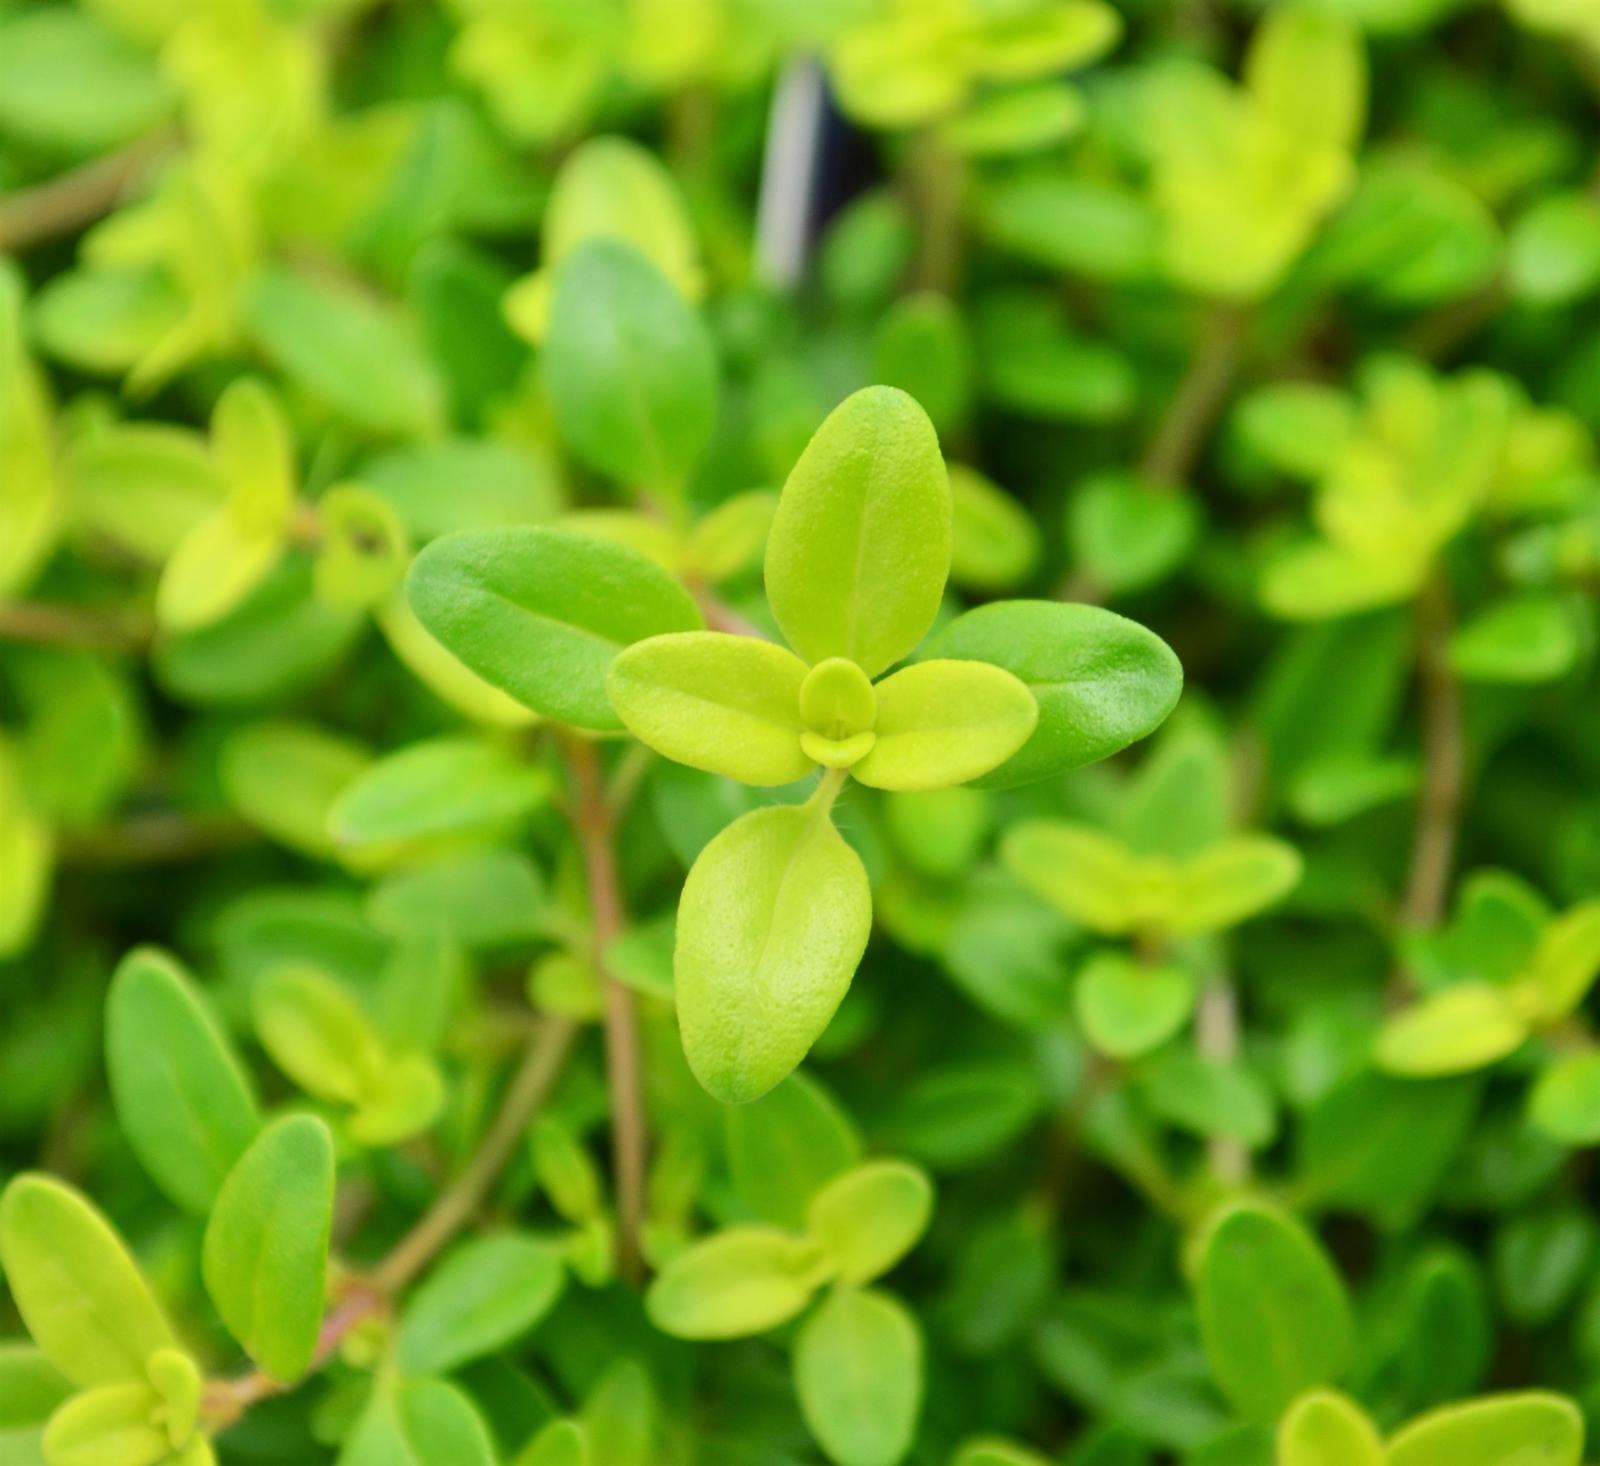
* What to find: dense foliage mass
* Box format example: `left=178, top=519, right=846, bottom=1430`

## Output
left=4, top=1, right=1600, bottom=1464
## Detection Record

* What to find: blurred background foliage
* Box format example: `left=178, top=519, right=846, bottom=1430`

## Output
left=5, top=0, right=1600, bottom=1463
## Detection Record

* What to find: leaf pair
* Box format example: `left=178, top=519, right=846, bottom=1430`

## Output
left=608, top=633, right=1038, bottom=792
left=0, top=1174, right=214, bottom=1464
left=253, top=966, right=444, bottom=1144
left=646, top=1159, right=933, bottom=1338
left=1002, top=820, right=1302, bottom=937
left=649, top=1160, right=932, bottom=1466
left=156, top=378, right=295, bottom=632
left=1278, top=1389, right=1582, bottom=1466
left=1376, top=901, right=1600, bottom=1077
left=609, top=386, right=1037, bottom=789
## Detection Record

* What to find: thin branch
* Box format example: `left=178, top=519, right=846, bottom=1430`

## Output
left=1398, top=576, right=1465, bottom=935
left=562, top=733, right=648, bottom=1284
left=1195, top=976, right=1248, bottom=1185
left=0, top=130, right=177, bottom=253
left=1139, top=302, right=1252, bottom=488
left=371, top=1017, right=578, bottom=1292
left=0, top=601, right=154, bottom=653
left=202, top=1017, right=576, bottom=1428
left=62, top=812, right=257, bottom=865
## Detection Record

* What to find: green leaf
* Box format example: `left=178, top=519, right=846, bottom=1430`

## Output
left=947, top=465, right=1041, bottom=593
left=1168, top=835, right=1302, bottom=934
left=531, top=1119, right=604, bottom=1223
left=1374, top=984, right=1530, bottom=1077
left=349, top=1052, right=445, bottom=1147
left=579, top=1358, right=656, bottom=1466
left=944, top=82, right=1086, bottom=158
left=926, top=601, right=1181, bottom=788
left=1508, top=191, right=1600, bottom=305
left=1509, top=901, right=1600, bottom=1024
left=1074, top=950, right=1195, bottom=1060
left=607, top=632, right=812, bottom=786
left=676, top=802, right=872, bottom=1104
left=1140, top=1050, right=1278, bottom=1147
left=871, top=293, right=972, bottom=435
left=1196, top=1204, right=1352, bottom=1421
left=328, top=737, right=551, bottom=853
left=952, top=1441, right=1053, bottom=1466
left=376, top=591, right=540, bottom=730
left=645, top=1227, right=828, bottom=1339
left=852, top=660, right=1037, bottom=792
left=63, top=424, right=224, bottom=563
left=340, top=1380, right=498, bottom=1466
left=507, top=133, right=703, bottom=339
left=1232, top=382, right=1356, bottom=480
left=0, top=1343, right=70, bottom=1444
left=361, top=439, right=561, bottom=541
left=1067, top=473, right=1198, bottom=591
left=0, top=1174, right=174, bottom=1386
left=1276, top=1390, right=1382, bottom=1466
left=202, top=1114, right=334, bottom=1382
left=155, top=509, right=287, bottom=633
left=686, top=490, right=779, bottom=583
left=1449, top=594, right=1584, bottom=684
left=1530, top=1051, right=1600, bottom=1145
left=245, top=266, right=443, bottom=438
left=725, top=1070, right=862, bottom=1229
left=397, top=1233, right=565, bottom=1376
left=764, top=386, right=951, bottom=679
left=544, top=240, right=717, bottom=493
left=105, top=947, right=262, bottom=1216
left=154, top=561, right=363, bottom=708
left=366, top=847, right=546, bottom=948
left=879, top=1059, right=1044, bottom=1172
left=405, top=527, right=702, bottom=730
left=516, top=1421, right=590, bottom=1466
left=1244, top=6, right=1365, bottom=150
left=1385, top=1393, right=1582, bottom=1466
left=220, top=720, right=370, bottom=859
left=805, top=1162, right=933, bottom=1285
left=313, top=484, right=410, bottom=612
left=793, top=1287, right=922, bottom=1466
left=39, top=1380, right=168, bottom=1466
left=1000, top=820, right=1140, bottom=933
left=1295, top=1073, right=1481, bottom=1228
left=252, top=967, right=380, bottom=1106
left=0, top=8, right=171, bottom=152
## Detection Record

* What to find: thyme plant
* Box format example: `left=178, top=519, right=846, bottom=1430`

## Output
left=3, top=2, right=1600, bottom=1465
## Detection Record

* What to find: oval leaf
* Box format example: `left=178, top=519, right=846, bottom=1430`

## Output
left=1196, top=1203, right=1353, bottom=1421
left=1385, top=1393, right=1582, bottom=1466
left=397, top=1233, right=566, bottom=1376
left=607, top=632, right=812, bottom=786
left=926, top=600, right=1181, bottom=788
left=646, top=1227, right=825, bottom=1340
left=794, top=1287, right=922, bottom=1466
left=405, top=527, right=702, bottom=729
left=764, top=386, right=951, bottom=679
left=676, top=802, right=872, bottom=1103
left=202, top=1114, right=334, bottom=1382
left=852, top=660, right=1038, bottom=792
left=105, top=947, right=262, bottom=1216
left=805, top=1161, right=934, bottom=1285
left=543, top=238, right=717, bottom=492
left=0, top=1174, right=174, bottom=1387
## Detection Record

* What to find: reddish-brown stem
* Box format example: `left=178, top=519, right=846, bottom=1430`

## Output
left=1396, top=576, right=1465, bottom=945
left=0, top=601, right=154, bottom=653
left=562, top=733, right=648, bottom=1284
left=0, top=129, right=176, bottom=253
left=201, top=1017, right=576, bottom=1428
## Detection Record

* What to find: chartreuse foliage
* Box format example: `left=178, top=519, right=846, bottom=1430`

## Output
left=607, top=386, right=1178, bottom=1100
left=8, top=1, right=1600, bottom=1464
